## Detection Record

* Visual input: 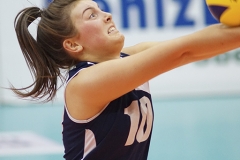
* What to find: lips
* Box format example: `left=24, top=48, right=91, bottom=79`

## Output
left=108, top=26, right=116, bottom=34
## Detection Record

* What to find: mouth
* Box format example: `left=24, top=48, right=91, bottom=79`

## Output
left=108, top=26, right=117, bottom=34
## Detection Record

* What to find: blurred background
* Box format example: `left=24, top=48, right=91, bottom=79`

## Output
left=0, top=0, right=240, bottom=159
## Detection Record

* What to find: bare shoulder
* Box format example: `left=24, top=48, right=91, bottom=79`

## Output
left=65, top=69, right=108, bottom=120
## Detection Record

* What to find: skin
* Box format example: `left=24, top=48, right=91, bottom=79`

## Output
left=63, top=0, right=125, bottom=62
left=64, top=0, right=240, bottom=120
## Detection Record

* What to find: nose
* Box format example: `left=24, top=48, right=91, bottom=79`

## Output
left=104, top=12, right=112, bottom=23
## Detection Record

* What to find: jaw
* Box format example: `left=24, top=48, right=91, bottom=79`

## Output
left=83, top=38, right=125, bottom=62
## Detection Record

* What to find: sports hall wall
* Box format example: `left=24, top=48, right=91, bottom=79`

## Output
left=1, top=0, right=240, bottom=105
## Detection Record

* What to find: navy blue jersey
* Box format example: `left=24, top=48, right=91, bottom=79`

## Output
left=62, top=53, right=154, bottom=160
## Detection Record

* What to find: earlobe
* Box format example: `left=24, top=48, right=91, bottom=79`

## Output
left=63, top=39, right=83, bottom=54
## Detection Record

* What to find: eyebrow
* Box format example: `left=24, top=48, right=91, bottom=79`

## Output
left=82, top=7, right=93, bottom=16
left=82, top=4, right=101, bottom=16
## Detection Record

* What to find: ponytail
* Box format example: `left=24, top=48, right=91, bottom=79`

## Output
left=12, top=0, right=79, bottom=102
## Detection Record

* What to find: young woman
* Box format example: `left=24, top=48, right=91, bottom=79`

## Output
left=13, top=0, right=240, bottom=159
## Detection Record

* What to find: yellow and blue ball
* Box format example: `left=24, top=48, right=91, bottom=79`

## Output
left=206, top=0, right=240, bottom=26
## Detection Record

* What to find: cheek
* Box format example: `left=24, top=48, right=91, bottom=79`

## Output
left=80, top=23, right=106, bottom=44
left=81, top=21, right=104, bottom=36
left=82, top=24, right=97, bottom=33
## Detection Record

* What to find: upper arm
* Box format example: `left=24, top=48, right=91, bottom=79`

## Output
left=66, top=40, right=186, bottom=120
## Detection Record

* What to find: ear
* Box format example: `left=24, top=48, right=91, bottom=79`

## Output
left=63, top=39, right=83, bottom=54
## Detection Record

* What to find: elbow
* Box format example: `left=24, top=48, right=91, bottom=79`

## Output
left=179, top=51, right=196, bottom=65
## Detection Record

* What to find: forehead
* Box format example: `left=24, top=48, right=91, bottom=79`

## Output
left=71, top=0, right=98, bottom=18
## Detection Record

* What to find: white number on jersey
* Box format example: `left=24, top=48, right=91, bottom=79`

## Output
left=124, top=96, right=153, bottom=146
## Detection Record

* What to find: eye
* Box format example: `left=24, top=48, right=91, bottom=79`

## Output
left=89, top=12, right=97, bottom=19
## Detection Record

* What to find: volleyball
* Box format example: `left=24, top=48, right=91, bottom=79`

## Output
left=206, top=0, right=240, bottom=26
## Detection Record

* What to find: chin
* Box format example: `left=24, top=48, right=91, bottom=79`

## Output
left=118, top=36, right=125, bottom=49
left=118, top=34, right=125, bottom=44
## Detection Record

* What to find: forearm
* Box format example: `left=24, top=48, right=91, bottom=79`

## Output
left=182, top=24, right=240, bottom=62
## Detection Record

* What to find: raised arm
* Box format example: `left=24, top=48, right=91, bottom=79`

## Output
left=66, top=24, right=240, bottom=120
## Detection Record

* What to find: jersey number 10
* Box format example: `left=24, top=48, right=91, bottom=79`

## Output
left=124, top=96, right=153, bottom=146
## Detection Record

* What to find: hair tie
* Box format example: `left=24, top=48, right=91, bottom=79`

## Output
left=38, top=9, right=42, bottom=17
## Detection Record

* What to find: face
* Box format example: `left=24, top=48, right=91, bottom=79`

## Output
left=70, top=0, right=125, bottom=62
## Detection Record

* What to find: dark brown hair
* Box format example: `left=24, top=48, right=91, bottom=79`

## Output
left=12, top=0, right=80, bottom=102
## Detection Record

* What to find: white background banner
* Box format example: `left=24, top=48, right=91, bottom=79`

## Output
left=0, top=0, right=240, bottom=104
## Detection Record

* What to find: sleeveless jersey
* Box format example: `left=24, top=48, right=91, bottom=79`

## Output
left=62, top=53, right=154, bottom=160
